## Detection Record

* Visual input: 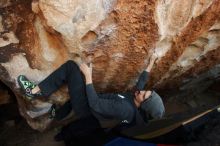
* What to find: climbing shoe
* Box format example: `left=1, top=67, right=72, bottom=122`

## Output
left=49, top=104, right=56, bottom=119
left=17, top=75, right=40, bottom=100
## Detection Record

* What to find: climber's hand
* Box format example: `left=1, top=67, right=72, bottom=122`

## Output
left=80, top=63, right=93, bottom=84
left=151, top=53, right=158, bottom=62
left=145, top=54, right=157, bottom=72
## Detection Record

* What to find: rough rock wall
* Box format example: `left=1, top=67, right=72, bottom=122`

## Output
left=0, top=0, right=220, bottom=130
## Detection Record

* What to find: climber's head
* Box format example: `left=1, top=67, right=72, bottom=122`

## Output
left=135, top=90, right=165, bottom=120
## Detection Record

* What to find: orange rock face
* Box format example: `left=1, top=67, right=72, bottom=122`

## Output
left=0, top=0, right=220, bottom=130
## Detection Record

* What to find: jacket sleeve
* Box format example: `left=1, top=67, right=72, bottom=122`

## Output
left=86, top=84, right=135, bottom=123
left=135, top=71, right=149, bottom=90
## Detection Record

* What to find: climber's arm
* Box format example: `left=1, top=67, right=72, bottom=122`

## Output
left=79, top=63, right=135, bottom=123
left=135, top=54, right=157, bottom=90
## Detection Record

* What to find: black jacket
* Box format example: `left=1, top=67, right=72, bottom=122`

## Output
left=86, top=71, right=149, bottom=126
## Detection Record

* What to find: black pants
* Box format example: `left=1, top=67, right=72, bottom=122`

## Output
left=38, top=60, right=91, bottom=118
left=38, top=60, right=102, bottom=142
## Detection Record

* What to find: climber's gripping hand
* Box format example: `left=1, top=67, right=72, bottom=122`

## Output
left=145, top=54, right=157, bottom=73
left=79, top=63, right=93, bottom=84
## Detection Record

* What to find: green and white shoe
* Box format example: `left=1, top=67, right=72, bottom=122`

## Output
left=17, top=75, right=39, bottom=100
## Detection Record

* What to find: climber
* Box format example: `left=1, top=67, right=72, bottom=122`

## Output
left=17, top=54, right=165, bottom=141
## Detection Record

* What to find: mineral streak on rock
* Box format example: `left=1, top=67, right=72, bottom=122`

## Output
left=155, top=20, right=220, bottom=88
left=1, top=0, right=220, bottom=130
left=150, top=0, right=220, bottom=89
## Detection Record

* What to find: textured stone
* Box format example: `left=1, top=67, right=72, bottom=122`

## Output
left=36, top=0, right=116, bottom=55
left=0, top=15, right=4, bottom=32
left=0, top=31, right=19, bottom=47
left=0, top=0, right=11, bottom=8
left=0, top=89, right=11, bottom=105
left=0, top=0, right=220, bottom=130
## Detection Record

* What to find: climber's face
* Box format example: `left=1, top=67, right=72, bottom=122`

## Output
left=135, top=90, right=152, bottom=104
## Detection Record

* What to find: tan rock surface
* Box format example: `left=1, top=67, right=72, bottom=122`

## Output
left=0, top=0, right=220, bottom=130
